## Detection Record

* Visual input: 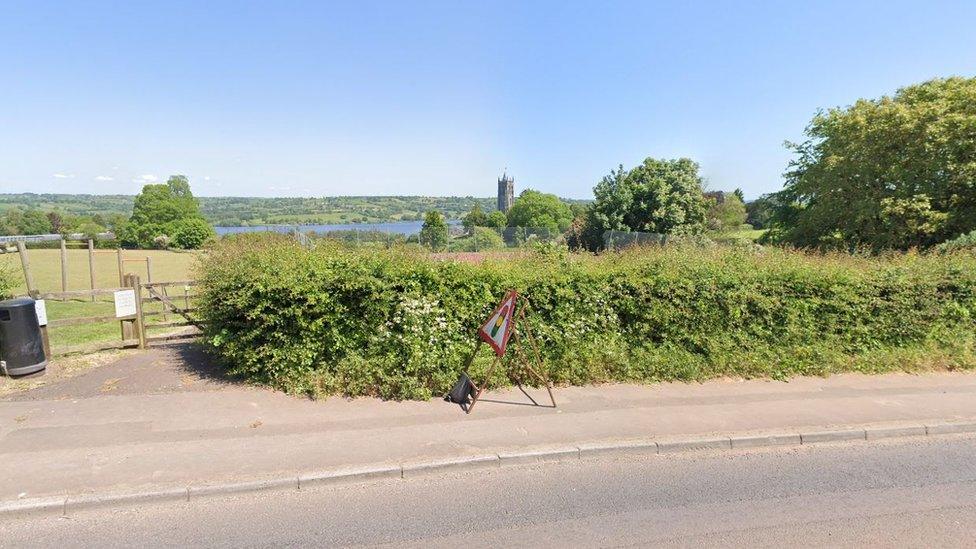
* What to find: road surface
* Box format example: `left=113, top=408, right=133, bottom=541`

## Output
left=3, top=435, right=976, bottom=547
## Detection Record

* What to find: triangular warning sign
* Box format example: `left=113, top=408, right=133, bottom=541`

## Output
left=478, top=290, right=517, bottom=356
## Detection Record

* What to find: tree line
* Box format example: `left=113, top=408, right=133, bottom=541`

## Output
left=437, top=76, right=976, bottom=253
left=430, top=158, right=749, bottom=252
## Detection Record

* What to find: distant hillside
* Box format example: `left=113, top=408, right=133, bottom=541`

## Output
left=0, top=193, right=589, bottom=227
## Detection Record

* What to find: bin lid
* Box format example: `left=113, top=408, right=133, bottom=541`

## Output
left=0, top=297, right=35, bottom=309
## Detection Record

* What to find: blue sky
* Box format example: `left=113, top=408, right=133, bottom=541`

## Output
left=2, top=1, right=975, bottom=200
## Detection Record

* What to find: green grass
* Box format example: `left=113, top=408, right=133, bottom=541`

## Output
left=711, top=228, right=766, bottom=244
left=0, top=247, right=197, bottom=295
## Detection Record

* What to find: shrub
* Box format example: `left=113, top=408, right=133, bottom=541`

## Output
left=153, top=235, right=171, bottom=249
left=937, top=230, right=976, bottom=253
left=197, top=234, right=976, bottom=400
left=171, top=218, right=216, bottom=249
left=449, top=227, right=505, bottom=252
left=0, top=266, right=13, bottom=299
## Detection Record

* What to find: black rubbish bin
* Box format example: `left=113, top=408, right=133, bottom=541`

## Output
left=0, top=297, right=47, bottom=376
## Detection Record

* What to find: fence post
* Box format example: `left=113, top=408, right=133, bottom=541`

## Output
left=40, top=323, right=51, bottom=362
left=60, top=237, right=68, bottom=299
left=88, top=239, right=96, bottom=302
left=15, top=241, right=37, bottom=297
left=121, top=274, right=134, bottom=342
left=132, top=274, right=146, bottom=349
left=116, top=248, right=124, bottom=286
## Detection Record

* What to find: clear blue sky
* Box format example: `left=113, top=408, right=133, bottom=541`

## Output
left=2, top=1, right=975, bottom=200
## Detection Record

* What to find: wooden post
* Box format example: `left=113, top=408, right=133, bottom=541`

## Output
left=59, top=238, right=68, bottom=299
left=88, top=239, right=96, bottom=302
left=40, top=324, right=52, bottom=362
left=121, top=274, right=133, bottom=342
left=147, top=256, right=166, bottom=321
left=131, top=274, right=146, bottom=349
left=116, top=248, right=124, bottom=286
left=15, top=241, right=36, bottom=297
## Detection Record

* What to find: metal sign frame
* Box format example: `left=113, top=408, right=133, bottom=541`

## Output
left=460, top=291, right=556, bottom=414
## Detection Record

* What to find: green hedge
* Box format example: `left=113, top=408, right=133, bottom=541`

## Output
left=0, top=266, right=13, bottom=299
left=196, top=234, right=976, bottom=399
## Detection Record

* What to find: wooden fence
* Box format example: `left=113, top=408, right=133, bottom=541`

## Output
left=29, top=277, right=203, bottom=358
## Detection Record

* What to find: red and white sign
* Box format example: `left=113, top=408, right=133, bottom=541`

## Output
left=478, top=290, right=518, bottom=356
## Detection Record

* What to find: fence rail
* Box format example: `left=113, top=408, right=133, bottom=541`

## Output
left=0, top=232, right=115, bottom=244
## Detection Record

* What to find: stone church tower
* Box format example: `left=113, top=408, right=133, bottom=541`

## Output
left=497, top=171, right=514, bottom=213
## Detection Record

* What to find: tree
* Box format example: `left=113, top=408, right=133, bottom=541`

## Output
left=418, top=211, right=448, bottom=251
left=462, top=204, right=488, bottom=232
left=746, top=195, right=776, bottom=230
left=766, top=77, right=976, bottom=251
left=76, top=221, right=106, bottom=241
left=485, top=210, right=507, bottom=229
left=17, top=209, right=53, bottom=235
left=46, top=211, right=65, bottom=234
left=120, top=175, right=214, bottom=248
left=505, top=190, right=573, bottom=232
left=584, top=158, right=708, bottom=249
left=706, top=192, right=747, bottom=231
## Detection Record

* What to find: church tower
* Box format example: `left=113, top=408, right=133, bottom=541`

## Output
left=497, top=171, right=514, bottom=213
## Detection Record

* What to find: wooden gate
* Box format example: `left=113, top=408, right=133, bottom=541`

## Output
left=141, top=280, right=203, bottom=346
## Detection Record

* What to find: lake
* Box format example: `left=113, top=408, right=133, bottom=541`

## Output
left=214, top=220, right=458, bottom=236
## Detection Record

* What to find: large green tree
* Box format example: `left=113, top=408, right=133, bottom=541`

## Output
left=583, top=157, right=708, bottom=249
left=766, top=77, right=976, bottom=251
left=119, top=175, right=215, bottom=249
left=505, top=189, right=573, bottom=232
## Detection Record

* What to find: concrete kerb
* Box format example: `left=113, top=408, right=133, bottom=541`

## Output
left=497, top=445, right=580, bottom=465
left=299, top=464, right=402, bottom=487
left=402, top=454, right=499, bottom=477
left=925, top=421, right=976, bottom=435
left=3, top=419, right=976, bottom=520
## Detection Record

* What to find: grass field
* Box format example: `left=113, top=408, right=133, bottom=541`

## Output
left=1, top=247, right=198, bottom=352
left=1, top=247, right=197, bottom=295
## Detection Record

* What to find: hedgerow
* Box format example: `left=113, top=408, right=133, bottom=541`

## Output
left=196, top=234, right=976, bottom=400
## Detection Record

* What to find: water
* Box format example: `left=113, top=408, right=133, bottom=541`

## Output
left=214, top=220, right=455, bottom=236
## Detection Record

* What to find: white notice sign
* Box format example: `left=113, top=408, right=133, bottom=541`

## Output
left=34, top=299, right=47, bottom=326
left=114, top=289, right=137, bottom=318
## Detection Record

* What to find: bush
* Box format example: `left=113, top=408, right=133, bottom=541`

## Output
left=449, top=227, right=505, bottom=252
left=937, top=230, right=976, bottom=253
left=0, top=266, right=13, bottom=298
left=153, top=235, right=171, bottom=249
left=197, top=234, right=976, bottom=400
left=171, top=218, right=216, bottom=249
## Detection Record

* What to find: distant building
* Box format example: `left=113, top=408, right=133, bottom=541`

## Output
left=497, top=171, right=514, bottom=213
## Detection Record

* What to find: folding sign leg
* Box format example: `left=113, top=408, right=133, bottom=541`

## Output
left=517, top=303, right=557, bottom=408
left=466, top=355, right=500, bottom=414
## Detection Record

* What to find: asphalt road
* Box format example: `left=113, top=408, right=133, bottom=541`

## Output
left=3, top=436, right=976, bottom=548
